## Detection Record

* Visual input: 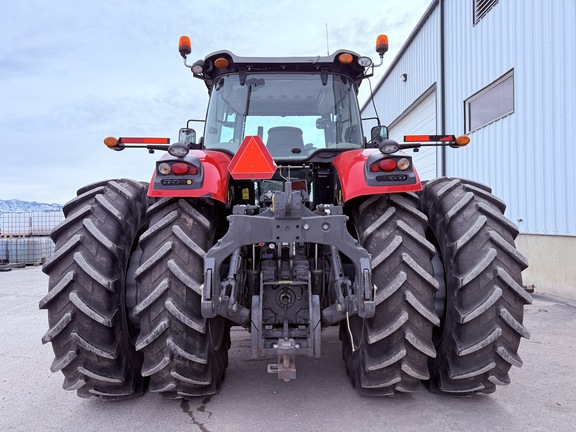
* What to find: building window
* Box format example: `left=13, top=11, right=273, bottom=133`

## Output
left=465, top=70, right=514, bottom=132
left=474, top=0, right=499, bottom=24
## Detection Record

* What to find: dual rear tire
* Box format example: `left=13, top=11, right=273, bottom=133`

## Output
left=40, top=179, right=148, bottom=399
left=41, top=182, right=229, bottom=399
left=133, top=198, right=230, bottom=398
left=421, top=177, right=531, bottom=394
left=342, top=179, right=531, bottom=396
left=341, top=193, right=439, bottom=396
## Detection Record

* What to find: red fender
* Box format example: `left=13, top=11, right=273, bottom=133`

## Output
left=332, top=149, right=422, bottom=202
left=148, top=150, right=231, bottom=203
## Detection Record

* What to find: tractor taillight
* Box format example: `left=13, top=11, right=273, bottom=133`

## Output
left=172, top=162, right=189, bottom=175
left=158, top=163, right=171, bottom=175
left=379, top=159, right=397, bottom=172
left=365, top=153, right=416, bottom=187
left=397, top=158, right=410, bottom=170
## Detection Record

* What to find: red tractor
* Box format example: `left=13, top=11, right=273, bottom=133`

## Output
left=40, top=35, right=531, bottom=399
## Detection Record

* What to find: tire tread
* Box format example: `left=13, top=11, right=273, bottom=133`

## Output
left=421, top=177, right=531, bottom=395
left=41, top=179, right=148, bottom=399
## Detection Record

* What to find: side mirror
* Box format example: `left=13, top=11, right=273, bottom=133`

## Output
left=179, top=127, right=196, bottom=146
left=370, top=125, right=389, bottom=146
left=316, top=118, right=330, bottom=129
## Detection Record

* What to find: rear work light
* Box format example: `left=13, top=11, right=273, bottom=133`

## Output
left=168, top=142, right=190, bottom=158
left=357, top=56, right=372, bottom=67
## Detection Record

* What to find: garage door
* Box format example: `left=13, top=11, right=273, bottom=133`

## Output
left=389, top=90, right=437, bottom=181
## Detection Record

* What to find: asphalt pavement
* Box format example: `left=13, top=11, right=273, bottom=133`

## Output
left=1, top=266, right=575, bottom=432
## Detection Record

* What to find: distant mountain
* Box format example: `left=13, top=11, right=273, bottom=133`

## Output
left=0, top=199, right=63, bottom=213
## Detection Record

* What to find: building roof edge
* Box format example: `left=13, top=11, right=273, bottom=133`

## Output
left=361, top=0, right=440, bottom=113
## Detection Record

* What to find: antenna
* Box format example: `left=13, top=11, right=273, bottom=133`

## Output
left=325, top=23, right=329, bottom=55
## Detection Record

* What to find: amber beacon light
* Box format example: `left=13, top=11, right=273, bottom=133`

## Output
left=179, top=36, right=191, bottom=57
left=376, top=34, right=389, bottom=55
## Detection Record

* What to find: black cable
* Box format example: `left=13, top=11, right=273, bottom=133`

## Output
left=367, top=77, right=381, bottom=126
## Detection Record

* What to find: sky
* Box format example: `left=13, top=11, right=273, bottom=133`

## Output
left=1, top=0, right=431, bottom=204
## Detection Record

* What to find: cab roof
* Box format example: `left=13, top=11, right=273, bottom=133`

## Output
left=193, top=50, right=368, bottom=90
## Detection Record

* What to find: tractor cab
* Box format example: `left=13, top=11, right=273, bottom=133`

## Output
left=185, top=46, right=384, bottom=161
left=203, top=69, right=363, bottom=159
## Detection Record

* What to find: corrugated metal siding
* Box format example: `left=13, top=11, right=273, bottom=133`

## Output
left=362, top=6, right=441, bottom=134
left=389, top=90, right=437, bottom=180
left=364, top=0, right=575, bottom=235
left=444, top=0, right=576, bottom=235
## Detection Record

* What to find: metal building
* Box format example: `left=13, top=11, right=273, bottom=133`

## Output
left=362, top=0, right=576, bottom=299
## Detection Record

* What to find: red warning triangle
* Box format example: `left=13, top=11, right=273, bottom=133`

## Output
left=228, top=136, right=277, bottom=180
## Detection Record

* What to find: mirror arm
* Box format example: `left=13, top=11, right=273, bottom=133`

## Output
left=108, top=144, right=170, bottom=152
left=397, top=141, right=460, bottom=151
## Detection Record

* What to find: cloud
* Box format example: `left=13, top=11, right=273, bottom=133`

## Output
left=1, top=0, right=431, bottom=203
